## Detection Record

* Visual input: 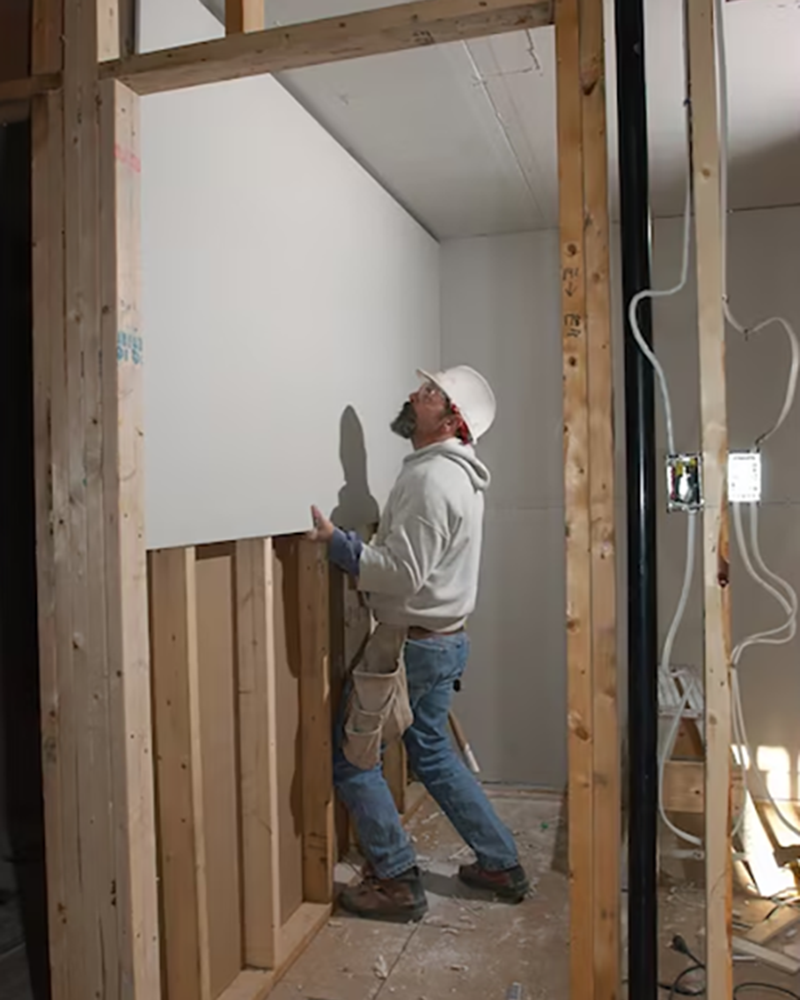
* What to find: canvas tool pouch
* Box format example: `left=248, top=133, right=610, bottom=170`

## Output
left=343, top=622, right=413, bottom=770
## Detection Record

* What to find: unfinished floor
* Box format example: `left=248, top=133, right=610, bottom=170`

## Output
left=267, top=791, right=800, bottom=1000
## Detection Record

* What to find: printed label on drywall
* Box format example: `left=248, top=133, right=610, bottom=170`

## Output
left=118, top=330, right=143, bottom=365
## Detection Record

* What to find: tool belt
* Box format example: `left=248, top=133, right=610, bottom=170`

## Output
left=342, top=623, right=413, bottom=771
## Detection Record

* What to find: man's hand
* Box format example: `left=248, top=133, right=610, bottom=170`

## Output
left=307, top=505, right=335, bottom=544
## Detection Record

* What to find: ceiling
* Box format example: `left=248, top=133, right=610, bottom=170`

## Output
left=196, top=0, right=800, bottom=240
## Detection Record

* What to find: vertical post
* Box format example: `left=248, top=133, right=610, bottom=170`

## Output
left=235, top=538, right=282, bottom=970
left=687, top=0, right=733, bottom=995
left=32, top=0, right=64, bottom=74
left=614, top=0, right=659, bottom=992
left=32, top=0, right=161, bottom=981
left=580, top=0, right=620, bottom=993
left=99, top=76, right=162, bottom=998
left=31, top=86, right=67, bottom=1000
left=149, top=547, right=210, bottom=1000
left=555, top=0, right=594, bottom=997
left=225, top=0, right=265, bottom=34
left=97, top=0, right=136, bottom=63
left=298, top=538, right=334, bottom=905
left=558, top=0, right=620, bottom=993
left=384, top=741, right=408, bottom=815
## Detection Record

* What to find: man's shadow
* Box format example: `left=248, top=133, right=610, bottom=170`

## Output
left=330, top=405, right=380, bottom=538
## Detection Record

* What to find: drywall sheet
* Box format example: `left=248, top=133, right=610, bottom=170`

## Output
left=441, top=231, right=568, bottom=789
left=138, top=0, right=440, bottom=548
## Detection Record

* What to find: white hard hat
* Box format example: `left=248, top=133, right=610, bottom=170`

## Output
left=416, top=365, right=497, bottom=441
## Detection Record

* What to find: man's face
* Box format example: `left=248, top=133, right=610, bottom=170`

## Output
left=390, top=382, right=452, bottom=441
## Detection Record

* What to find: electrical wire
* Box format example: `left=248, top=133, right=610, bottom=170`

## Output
left=714, top=0, right=800, bottom=450
left=734, top=987, right=800, bottom=1000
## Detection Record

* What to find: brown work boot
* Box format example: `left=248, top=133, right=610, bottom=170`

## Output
left=338, top=866, right=428, bottom=922
left=458, top=862, right=530, bottom=902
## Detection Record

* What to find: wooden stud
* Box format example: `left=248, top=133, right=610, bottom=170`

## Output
left=579, top=0, right=619, bottom=993
left=235, top=538, right=282, bottom=970
left=298, top=538, right=334, bottom=905
left=99, top=76, right=162, bottom=999
left=101, top=0, right=555, bottom=94
left=31, top=87, right=68, bottom=1000
left=149, top=547, right=210, bottom=1000
left=556, top=0, right=594, bottom=995
left=226, top=0, right=265, bottom=34
left=687, top=0, right=734, bottom=994
left=97, top=0, right=134, bottom=62
left=60, top=0, right=117, bottom=990
left=384, top=741, right=408, bottom=815
left=194, top=552, right=243, bottom=996
left=32, top=0, right=63, bottom=74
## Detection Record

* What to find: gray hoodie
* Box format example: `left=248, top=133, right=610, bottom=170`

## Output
left=358, top=439, right=491, bottom=632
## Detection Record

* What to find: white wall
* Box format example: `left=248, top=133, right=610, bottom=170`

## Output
left=139, top=0, right=440, bottom=548
left=441, top=206, right=800, bottom=790
left=441, top=232, right=567, bottom=788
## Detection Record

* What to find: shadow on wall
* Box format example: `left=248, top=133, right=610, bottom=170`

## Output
left=330, top=405, right=380, bottom=538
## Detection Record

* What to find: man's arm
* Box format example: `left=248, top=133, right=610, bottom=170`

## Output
left=308, top=499, right=450, bottom=596
left=329, top=526, right=363, bottom=577
left=308, top=506, right=363, bottom=577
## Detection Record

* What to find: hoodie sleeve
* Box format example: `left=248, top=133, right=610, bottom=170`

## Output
left=357, top=486, right=450, bottom=597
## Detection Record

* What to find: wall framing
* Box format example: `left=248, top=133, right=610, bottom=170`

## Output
left=0, top=0, right=731, bottom=996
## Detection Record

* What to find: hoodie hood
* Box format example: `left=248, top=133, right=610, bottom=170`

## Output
left=403, top=439, right=491, bottom=492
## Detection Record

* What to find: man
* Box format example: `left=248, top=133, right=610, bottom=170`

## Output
left=309, top=365, right=529, bottom=921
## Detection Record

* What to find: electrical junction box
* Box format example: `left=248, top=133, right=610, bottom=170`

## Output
left=666, top=454, right=703, bottom=512
left=728, top=451, right=762, bottom=504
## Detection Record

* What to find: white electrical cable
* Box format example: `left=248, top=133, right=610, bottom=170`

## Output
left=627, top=168, right=691, bottom=458
left=713, top=0, right=800, bottom=449
left=731, top=502, right=797, bottom=665
left=657, top=515, right=701, bottom=845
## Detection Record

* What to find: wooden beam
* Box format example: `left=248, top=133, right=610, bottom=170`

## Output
left=579, top=0, right=619, bottom=994
left=101, top=0, right=554, bottom=95
left=662, top=760, right=744, bottom=815
left=297, top=538, right=334, bottom=905
left=0, top=73, right=61, bottom=104
left=226, top=0, right=265, bottom=34
left=687, top=0, right=734, bottom=993
left=235, top=538, right=282, bottom=970
left=149, top=547, right=209, bottom=1000
left=556, top=0, right=594, bottom=996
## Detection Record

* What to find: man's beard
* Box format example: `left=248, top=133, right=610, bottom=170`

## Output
left=390, top=400, right=417, bottom=439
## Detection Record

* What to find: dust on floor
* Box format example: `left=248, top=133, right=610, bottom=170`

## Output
left=269, top=790, right=569, bottom=1000
left=271, top=790, right=800, bottom=1000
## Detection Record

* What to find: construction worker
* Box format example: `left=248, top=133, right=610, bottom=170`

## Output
left=309, top=365, right=529, bottom=922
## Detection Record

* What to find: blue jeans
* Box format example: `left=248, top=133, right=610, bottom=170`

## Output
left=333, top=632, right=520, bottom=880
